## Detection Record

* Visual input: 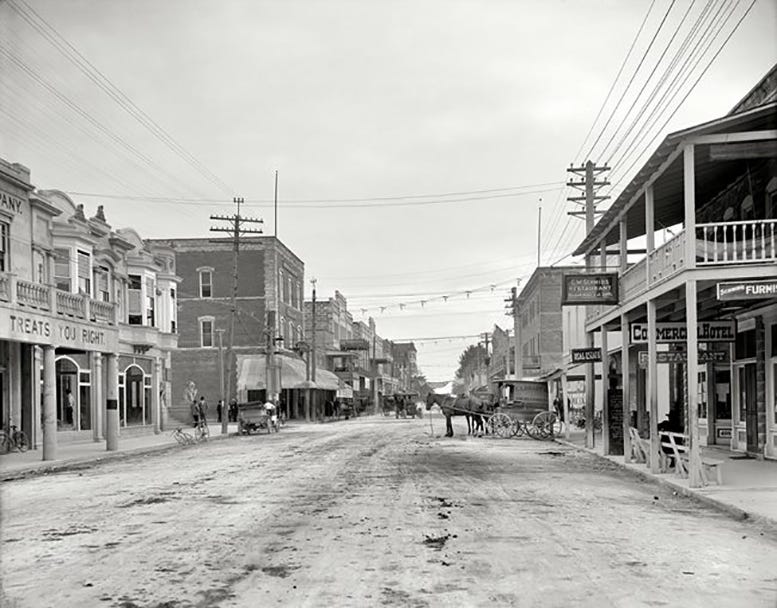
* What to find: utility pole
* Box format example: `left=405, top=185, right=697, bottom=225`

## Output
left=481, top=332, right=491, bottom=391
left=210, top=198, right=263, bottom=415
left=372, top=332, right=379, bottom=415
left=216, top=328, right=226, bottom=434
left=537, top=200, right=542, bottom=268
left=567, top=160, right=610, bottom=449
left=505, top=284, right=522, bottom=380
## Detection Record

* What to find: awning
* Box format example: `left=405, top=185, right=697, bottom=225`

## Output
left=236, top=355, right=308, bottom=391
left=314, top=369, right=340, bottom=391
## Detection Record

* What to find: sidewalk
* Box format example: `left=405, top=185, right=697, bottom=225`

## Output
left=557, top=429, right=777, bottom=531
left=0, top=423, right=241, bottom=481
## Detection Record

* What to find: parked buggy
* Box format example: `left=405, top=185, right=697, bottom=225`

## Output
left=487, top=380, right=557, bottom=440
left=237, top=401, right=278, bottom=435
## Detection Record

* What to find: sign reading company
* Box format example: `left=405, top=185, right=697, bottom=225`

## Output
left=0, top=188, right=24, bottom=216
left=571, top=347, right=602, bottom=363
left=717, top=280, right=777, bottom=300
left=638, top=350, right=729, bottom=367
left=561, top=273, right=619, bottom=305
left=630, top=320, right=735, bottom=344
left=5, top=311, right=118, bottom=351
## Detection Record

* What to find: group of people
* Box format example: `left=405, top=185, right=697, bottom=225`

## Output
left=191, top=397, right=239, bottom=428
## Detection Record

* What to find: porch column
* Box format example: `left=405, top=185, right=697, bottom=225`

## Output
left=683, top=144, right=697, bottom=270
left=92, top=352, right=103, bottom=442
left=621, top=314, right=632, bottom=461
left=619, top=218, right=628, bottom=273
left=42, top=345, right=57, bottom=461
left=686, top=280, right=703, bottom=487
left=599, top=240, right=607, bottom=271
left=601, top=328, right=610, bottom=454
left=33, top=346, right=42, bottom=449
left=153, top=357, right=162, bottom=434
left=9, top=342, right=22, bottom=433
left=645, top=186, right=655, bottom=288
left=585, top=330, right=596, bottom=449
left=647, top=299, right=660, bottom=473
left=561, top=371, right=570, bottom=439
left=106, top=353, right=119, bottom=451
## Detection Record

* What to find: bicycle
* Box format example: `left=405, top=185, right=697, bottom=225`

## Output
left=0, top=425, right=29, bottom=453
left=171, top=427, right=196, bottom=445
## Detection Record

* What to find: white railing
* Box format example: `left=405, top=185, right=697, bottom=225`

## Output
left=91, top=299, right=116, bottom=324
left=0, top=273, right=9, bottom=302
left=56, top=290, right=85, bottom=318
left=17, top=279, right=50, bottom=309
left=621, top=258, right=647, bottom=301
left=696, top=219, right=777, bottom=265
left=649, top=230, right=686, bottom=285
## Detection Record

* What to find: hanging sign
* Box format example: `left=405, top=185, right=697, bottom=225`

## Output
left=562, top=273, right=619, bottom=305
left=339, top=339, right=370, bottom=351
left=630, top=320, right=735, bottom=344
left=638, top=350, right=730, bottom=367
left=717, top=280, right=777, bottom=300
left=571, top=347, right=602, bottom=363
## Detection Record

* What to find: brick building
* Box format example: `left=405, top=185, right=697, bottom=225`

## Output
left=149, top=236, right=308, bottom=421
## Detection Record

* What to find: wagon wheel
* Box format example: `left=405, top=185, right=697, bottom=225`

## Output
left=489, top=413, right=513, bottom=438
left=532, top=411, right=558, bottom=440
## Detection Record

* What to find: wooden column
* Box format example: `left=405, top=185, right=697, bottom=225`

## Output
left=686, top=280, right=703, bottom=487
left=619, top=218, right=628, bottom=273
left=92, top=352, right=103, bottom=442
left=601, top=328, right=609, bottom=454
left=42, top=345, right=57, bottom=461
left=585, top=331, right=596, bottom=449
left=621, top=314, right=632, bottom=461
left=645, top=187, right=655, bottom=287
left=561, top=371, right=570, bottom=440
left=106, top=353, right=119, bottom=451
left=647, top=299, right=660, bottom=473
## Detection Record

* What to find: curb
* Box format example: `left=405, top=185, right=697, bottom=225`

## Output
left=0, top=431, right=237, bottom=483
left=554, top=438, right=777, bottom=534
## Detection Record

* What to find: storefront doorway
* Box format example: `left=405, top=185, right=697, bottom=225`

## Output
left=734, top=362, right=757, bottom=453
left=123, top=365, right=147, bottom=426
left=56, top=358, right=78, bottom=430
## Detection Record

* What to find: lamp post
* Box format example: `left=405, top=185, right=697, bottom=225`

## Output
left=216, top=328, right=227, bottom=434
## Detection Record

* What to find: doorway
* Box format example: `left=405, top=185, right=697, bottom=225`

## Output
left=737, top=363, right=758, bottom=453
left=56, top=358, right=78, bottom=430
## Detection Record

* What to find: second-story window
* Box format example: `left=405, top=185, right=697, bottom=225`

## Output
left=128, top=274, right=143, bottom=325
left=94, top=267, right=110, bottom=302
left=0, top=221, right=8, bottom=272
left=199, top=269, right=212, bottom=298
left=77, top=250, right=91, bottom=295
left=146, top=277, right=156, bottom=327
left=200, top=317, right=214, bottom=347
left=54, top=248, right=71, bottom=291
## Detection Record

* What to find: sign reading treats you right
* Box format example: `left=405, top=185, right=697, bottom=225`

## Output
left=630, top=320, right=736, bottom=344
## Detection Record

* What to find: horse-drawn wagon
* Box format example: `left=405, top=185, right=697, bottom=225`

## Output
left=488, top=380, right=557, bottom=439
left=237, top=401, right=278, bottom=435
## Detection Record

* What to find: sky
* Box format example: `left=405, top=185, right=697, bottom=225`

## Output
left=2, top=0, right=776, bottom=381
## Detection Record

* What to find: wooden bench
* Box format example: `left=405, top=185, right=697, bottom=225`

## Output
left=628, top=427, right=649, bottom=463
left=659, top=431, right=724, bottom=485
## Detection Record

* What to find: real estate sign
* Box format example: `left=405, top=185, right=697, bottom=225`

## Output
left=561, top=273, right=619, bottom=305
left=571, top=347, right=602, bottom=363
left=630, top=320, right=735, bottom=344
left=716, top=280, right=777, bottom=300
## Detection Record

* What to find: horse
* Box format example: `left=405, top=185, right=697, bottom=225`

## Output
left=393, top=393, right=406, bottom=418
left=425, top=393, right=491, bottom=437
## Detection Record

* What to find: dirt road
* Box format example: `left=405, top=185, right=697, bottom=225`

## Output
left=2, top=414, right=776, bottom=607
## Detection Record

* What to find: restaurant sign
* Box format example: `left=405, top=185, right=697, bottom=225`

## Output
left=630, top=320, right=735, bottom=344
left=638, top=350, right=729, bottom=367
left=571, top=347, right=602, bottom=363
left=717, top=280, right=777, bottom=300
left=561, top=273, right=619, bottom=305
left=5, top=311, right=119, bottom=352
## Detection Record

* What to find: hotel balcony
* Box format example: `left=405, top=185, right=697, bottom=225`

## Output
left=586, top=218, right=776, bottom=326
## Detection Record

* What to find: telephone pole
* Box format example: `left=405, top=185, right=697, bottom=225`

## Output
left=481, top=332, right=491, bottom=390
left=309, top=278, right=317, bottom=422
left=505, top=283, right=522, bottom=379
left=210, top=197, right=263, bottom=414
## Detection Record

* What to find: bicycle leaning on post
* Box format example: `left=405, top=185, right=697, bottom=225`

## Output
left=171, top=427, right=196, bottom=445
left=0, top=424, right=29, bottom=453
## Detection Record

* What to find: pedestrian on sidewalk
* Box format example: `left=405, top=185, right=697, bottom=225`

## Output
left=65, top=389, right=75, bottom=426
left=217, top=399, right=223, bottom=423
left=198, top=396, right=208, bottom=422
left=190, top=398, right=200, bottom=429
left=229, top=398, right=238, bottom=422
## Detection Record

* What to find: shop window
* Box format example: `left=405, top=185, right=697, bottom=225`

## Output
left=128, top=274, right=143, bottom=325
left=0, top=220, right=9, bottom=272
left=199, top=269, right=212, bottom=298
left=200, top=317, right=214, bottom=347
left=146, top=277, right=155, bottom=327
left=79, top=370, right=91, bottom=431
left=77, top=250, right=91, bottom=295
left=54, top=248, right=71, bottom=292
left=735, top=329, right=756, bottom=360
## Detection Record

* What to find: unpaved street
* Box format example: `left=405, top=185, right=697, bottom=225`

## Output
left=2, top=414, right=776, bottom=608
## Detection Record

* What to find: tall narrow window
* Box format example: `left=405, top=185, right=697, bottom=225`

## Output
left=0, top=221, right=9, bottom=272
left=77, top=250, right=91, bottom=295
left=146, top=277, right=156, bottom=326
left=128, top=274, right=142, bottom=325
left=200, top=317, right=214, bottom=347
left=54, top=248, right=71, bottom=292
left=94, top=266, right=110, bottom=302
left=199, top=269, right=212, bottom=298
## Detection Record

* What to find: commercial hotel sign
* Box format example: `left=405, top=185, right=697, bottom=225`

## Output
left=630, top=320, right=735, bottom=344
left=4, top=310, right=119, bottom=352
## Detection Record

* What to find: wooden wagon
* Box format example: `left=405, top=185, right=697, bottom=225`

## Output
left=487, top=380, right=557, bottom=440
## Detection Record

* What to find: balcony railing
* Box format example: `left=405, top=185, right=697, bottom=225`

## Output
left=57, top=291, right=85, bottom=318
left=91, top=299, right=115, bottom=324
left=649, top=230, right=686, bottom=284
left=621, top=257, right=647, bottom=302
left=17, top=279, right=50, bottom=310
left=696, top=219, right=777, bottom=265
left=0, top=274, right=10, bottom=302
